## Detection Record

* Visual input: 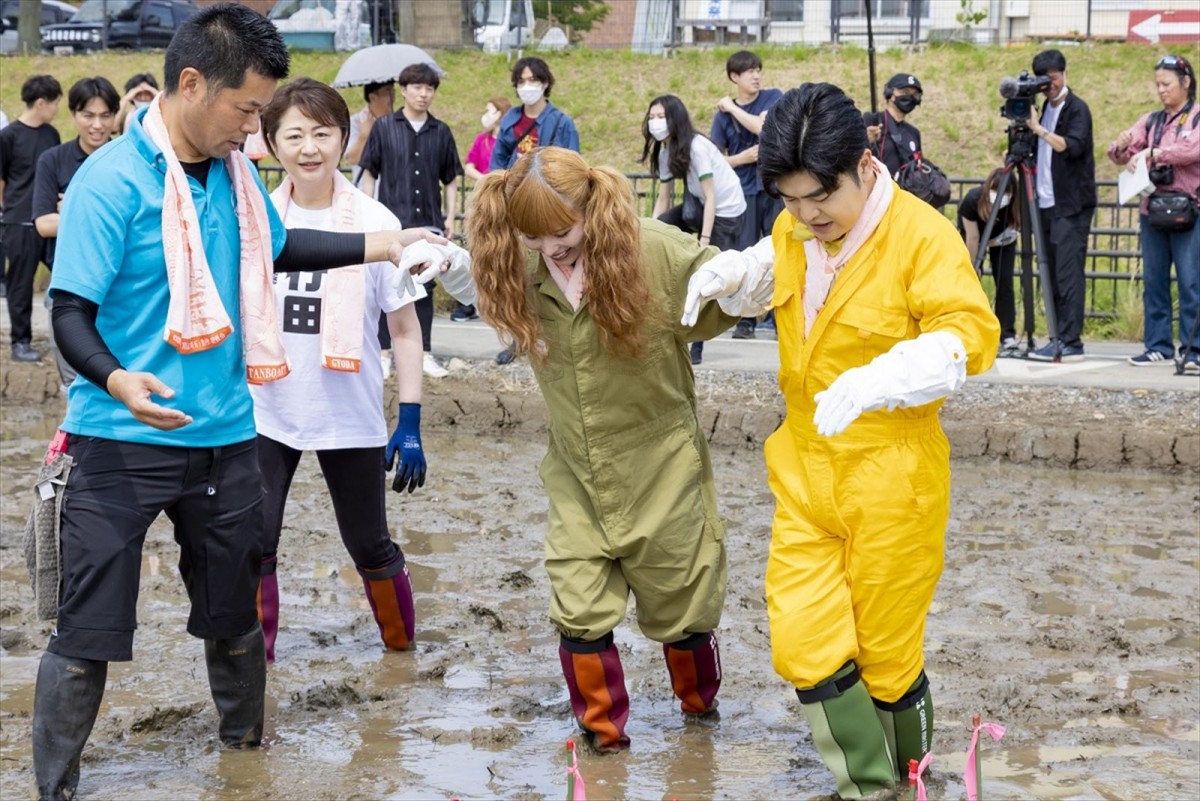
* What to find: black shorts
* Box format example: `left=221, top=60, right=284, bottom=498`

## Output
left=49, top=436, right=263, bottom=662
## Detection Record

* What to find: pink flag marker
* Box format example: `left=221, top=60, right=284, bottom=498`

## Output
left=965, top=718, right=1006, bottom=801
left=566, top=739, right=587, bottom=801
left=907, top=754, right=933, bottom=801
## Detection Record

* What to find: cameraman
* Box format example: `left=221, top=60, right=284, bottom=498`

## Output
left=865, top=73, right=922, bottom=178
left=1024, top=49, right=1096, bottom=362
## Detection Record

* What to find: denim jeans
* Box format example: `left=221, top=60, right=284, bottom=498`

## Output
left=1140, top=214, right=1200, bottom=357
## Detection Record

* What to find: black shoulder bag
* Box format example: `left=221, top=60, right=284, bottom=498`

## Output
left=1145, top=102, right=1198, bottom=232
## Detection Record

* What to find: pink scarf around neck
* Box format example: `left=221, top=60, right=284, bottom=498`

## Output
left=271, top=171, right=367, bottom=372
left=546, top=256, right=586, bottom=310
left=142, top=95, right=288, bottom=383
left=802, top=157, right=894, bottom=335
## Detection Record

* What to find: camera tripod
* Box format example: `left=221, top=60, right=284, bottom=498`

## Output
left=974, top=125, right=1062, bottom=361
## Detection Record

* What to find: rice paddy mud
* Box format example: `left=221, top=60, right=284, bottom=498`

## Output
left=1, top=399, right=1197, bottom=800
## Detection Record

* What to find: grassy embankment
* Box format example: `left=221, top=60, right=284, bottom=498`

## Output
left=1, top=42, right=1175, bottom=338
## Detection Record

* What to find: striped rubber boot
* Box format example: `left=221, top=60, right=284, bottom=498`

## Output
left=358, top=552, right=416, bottom=650
left=796, top=661, right=897, bottom=799
left=663, top=630, right=722, bottom=714
left=257, top=555, right=279, bottom=664
left=559, top=632, right=631, bottom=753
left=874, top=671, right=934, bottom=780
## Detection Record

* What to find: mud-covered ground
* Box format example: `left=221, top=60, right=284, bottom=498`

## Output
left=1, top=405, right=1198, bottom=801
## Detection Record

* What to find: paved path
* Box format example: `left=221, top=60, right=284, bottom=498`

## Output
left=429, top=317, right=1200, bottom=394
left=4, top=293, right=1197, bottom=395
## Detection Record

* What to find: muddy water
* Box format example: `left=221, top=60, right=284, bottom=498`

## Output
left=1, top=408, right=1197, bottom=801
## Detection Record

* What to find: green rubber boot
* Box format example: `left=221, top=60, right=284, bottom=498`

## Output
left=874, top=671, right=934, bottom=780
left=797, top=661, right=897, bottom=799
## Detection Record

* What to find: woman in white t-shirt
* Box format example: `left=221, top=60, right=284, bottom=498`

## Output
left=642, top=93, right=746, bottom=363
left=253, top=78, right=427, bottom=662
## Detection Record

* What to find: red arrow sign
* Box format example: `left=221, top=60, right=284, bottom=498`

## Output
left=1128, top=10, right=1200, bottom=44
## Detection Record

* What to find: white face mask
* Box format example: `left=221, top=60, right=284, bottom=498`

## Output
left=134, top=100, right=150, bottom=109
left=481, top=109, right=500, bottom=129
left=517, top=84, right=544, bottom=107
left=648, top=118, right=669, bottom=141
left=989, top=190, right=1012, bottom=208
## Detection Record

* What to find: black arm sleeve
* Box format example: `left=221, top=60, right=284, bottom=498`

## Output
left=51, top=291, right=123, bottom=394
left=274, top=228, right=368, bottom=273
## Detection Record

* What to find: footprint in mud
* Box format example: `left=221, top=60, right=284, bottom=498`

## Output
left=129, top=702, right=206, bottom=734
left=291, top=680, right=364, bottom=711
left=499, top=570, right=534, bottom=590
left=469, top=604, right=506, bottom=631
left=0, top=627, right=33, bottom=652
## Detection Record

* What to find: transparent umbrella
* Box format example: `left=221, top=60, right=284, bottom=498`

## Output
left=331, top=43, right=445, bottom=88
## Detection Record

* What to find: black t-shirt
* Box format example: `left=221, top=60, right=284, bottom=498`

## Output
left=957, top=185, right=1017, bottom=247
left=32, top=139, right=90, bottom=267
left=181, top=158, right=212, bottom=189
left=957, top=186, right=985, bottom=229
left=0, top=120, right=62, bottom=223
left=865, top=111, right=921, bottom=178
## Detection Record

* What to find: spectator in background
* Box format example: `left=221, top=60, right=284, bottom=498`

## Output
left=1108, top=54, right=1200, bottom=371
left=1025, top=48, right=1096, bottom=362
left=0, top=74, right=62, bottom=362
left=957, top=168, right=1020, bottom=356
left=360, top=63, right=463, bottom=379
left=711, top=49, right=783, bottom=340
left=115, top=73, right=159, bottom=134
left=490, top=56, right=580, bottom=365
left=643, top=94, right=745, bottom=365
left=452, top=95, right=512, bottom=323
left=33, top=76, right=121, bottom=387
left=490, top=56, right=579, bottom=172
left=465, top=96, right=511, bottom=183
left=865, top=73, right=923, bottom=179
left=344, top=80, right=395, bottom=186
left=1, top=107, right=7, bottom=298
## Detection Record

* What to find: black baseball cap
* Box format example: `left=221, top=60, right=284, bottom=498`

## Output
left=884, top=73, right=923, bottom=95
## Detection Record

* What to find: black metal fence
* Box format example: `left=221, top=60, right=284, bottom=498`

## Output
left=258, top=166, right=1142, bottom=320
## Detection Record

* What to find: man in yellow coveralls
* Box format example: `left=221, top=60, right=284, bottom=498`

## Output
left=681, top=83, right=999, bottom=798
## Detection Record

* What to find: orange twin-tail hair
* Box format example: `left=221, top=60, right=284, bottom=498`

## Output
left=466, top=147, right=652, bottom=360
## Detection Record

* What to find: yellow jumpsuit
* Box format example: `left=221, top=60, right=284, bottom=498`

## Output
left=765, top=189, right=999, bottom=702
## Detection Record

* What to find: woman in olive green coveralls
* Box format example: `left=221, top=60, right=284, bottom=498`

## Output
left=466, top=147, right=738, bottom=752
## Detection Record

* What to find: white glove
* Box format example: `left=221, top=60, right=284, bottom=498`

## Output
left=393, top=240, right=443, bottom=298
left=680, top=235, right=775, bottom=327
left=422, top=241, right=476, bottom=306
left=392, top=240, right=478, bottom=306
left=813, top=331, right=968, bottom=437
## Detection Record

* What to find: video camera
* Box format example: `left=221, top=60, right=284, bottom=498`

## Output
left=998, top=71, right=1052, bottom=123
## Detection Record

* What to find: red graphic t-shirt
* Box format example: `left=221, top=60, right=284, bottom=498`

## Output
left=513, top=113, right=539, bottom=157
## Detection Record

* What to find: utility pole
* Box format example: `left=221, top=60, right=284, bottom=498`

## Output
left=397, top=0, right=415, bottom=43
left=17, top=0, right=43, bottom=56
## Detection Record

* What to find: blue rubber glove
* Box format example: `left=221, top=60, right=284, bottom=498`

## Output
left=385, top=403, right=426, bottom=493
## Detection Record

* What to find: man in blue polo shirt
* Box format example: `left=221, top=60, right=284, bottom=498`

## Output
left=711, top=50, right=783, bottom=340
left=32, top=6, right=431, bottom=798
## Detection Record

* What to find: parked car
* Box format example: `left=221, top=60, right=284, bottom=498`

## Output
left=1, top=0, right=77, bottom=55
left=41, top=0, right=197, bottom=54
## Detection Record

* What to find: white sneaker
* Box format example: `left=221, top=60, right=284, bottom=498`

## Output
left=422, top=352, right=448, bottom=378
left=380, top=350, right=392, bottom=379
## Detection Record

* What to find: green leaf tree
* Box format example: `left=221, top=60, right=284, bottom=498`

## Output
left=533, top=0, right=610, bottom=43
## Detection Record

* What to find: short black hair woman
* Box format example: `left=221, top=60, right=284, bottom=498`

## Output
left=1108, top=54, right=1200, bottom=371
left=463, top=146, right=741, bottom=752
left=684, top=82, right=999, bottom=797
